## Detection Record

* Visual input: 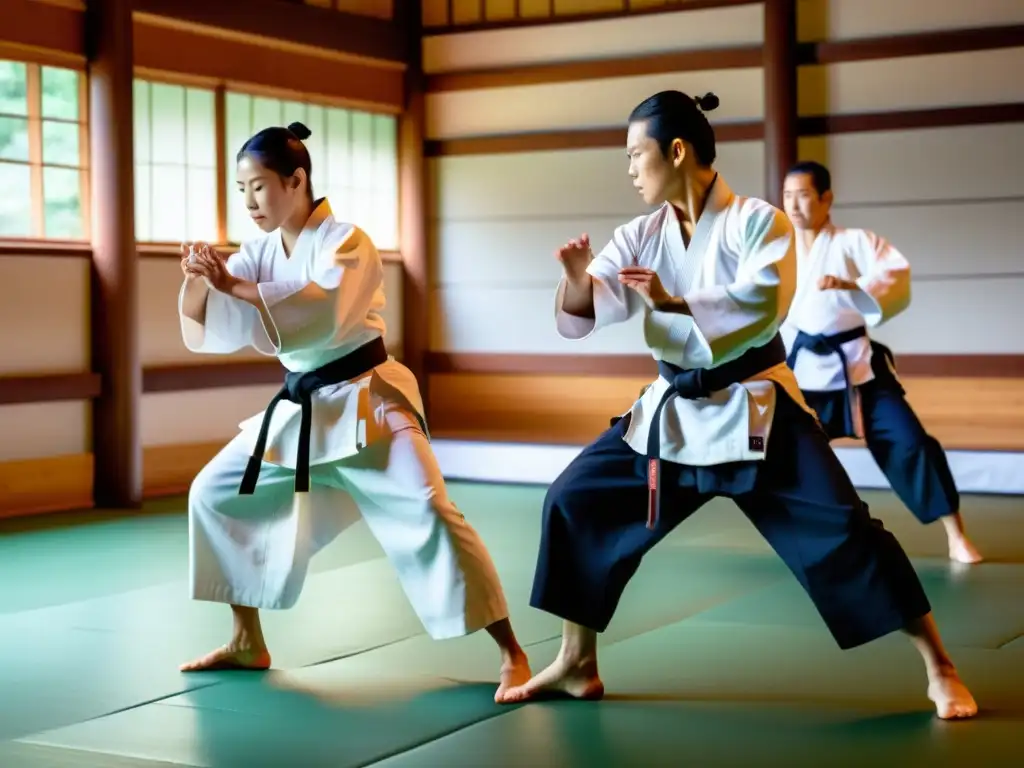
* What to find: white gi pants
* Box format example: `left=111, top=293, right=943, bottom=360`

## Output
left=188, top=407, right=510, bottom=640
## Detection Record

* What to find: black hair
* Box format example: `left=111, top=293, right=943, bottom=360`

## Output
left=628, top=90, right=720, bottom=166
left=237, top=121, right=314, bottom=199
left=786, top=160, right=831, bottom=197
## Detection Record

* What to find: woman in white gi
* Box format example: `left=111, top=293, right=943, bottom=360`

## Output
left=177, top=121, right=531, bottom=702
left=503, top=92, right=978, bottom=720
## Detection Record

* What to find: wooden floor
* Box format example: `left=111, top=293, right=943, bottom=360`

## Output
left=0, top=485, right=1021, bottom=766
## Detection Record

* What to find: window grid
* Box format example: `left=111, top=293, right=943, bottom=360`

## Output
left=1, top=64, right=401, bottom=253
left=133, top=79, right=219, bottom=244
left=0, top=59, right=88, bottom=240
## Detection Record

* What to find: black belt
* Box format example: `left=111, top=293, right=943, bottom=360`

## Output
left=238, top=336, right=389, bottom=496
left=786, top=326, right=867, bottom=438
left=645, top=333, right=786, bottom=530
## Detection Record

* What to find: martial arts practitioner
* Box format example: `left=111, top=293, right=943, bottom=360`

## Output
left=177, top=121, right=531, bottom=702
left=781, top=161, right=982, bottom=565
left=502, top=91, right=978, bottom=720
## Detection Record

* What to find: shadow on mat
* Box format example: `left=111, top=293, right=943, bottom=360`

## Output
left=185, top=676, right=514, bottom=767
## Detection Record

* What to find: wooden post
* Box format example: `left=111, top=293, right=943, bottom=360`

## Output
left=396, top=1, right=430, bottom=417
left=763, top=0, right=798, bottom=207
left=87, top=0, right=141, bottom=508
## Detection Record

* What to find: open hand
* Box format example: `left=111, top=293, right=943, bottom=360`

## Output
left=618, top=266, right=673, bottom=310
left=183, top=242, right=237, bottom=294
left=555, top=234, right=593, bottom=283
left=818, top=275, right=857, bottom=291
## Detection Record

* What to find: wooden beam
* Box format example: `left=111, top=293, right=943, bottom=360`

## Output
left=0, top=373, right=102, bottom=405
left=87, top=0, right=142, bottom=509
left=396, top=0, right=430, bottom=410
left=426, top=45, right=762, bottom=92
left=423, top=0, right=760, bottom=35
left=424, top=100, right=1024, bottom=157
left=763, top=0, right=797, bottom=207
left=131, top=0, right=410, bottom=64
left=142, top=361, right=286, bottom=393
left=801, top=24, right=1024, bottom=66
left=799, top=103, right=1024, bottom=137
left=131, top=17, right=405, bottom=112
left=0, top=0, right=85, bottom=60
left=425, top=121, right=764, bottom=157
left=425, top=352, right=1024, bottom=379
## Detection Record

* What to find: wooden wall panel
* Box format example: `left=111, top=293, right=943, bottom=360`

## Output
left=422, top=3, right=764, bottom=72
left=417, top=0, right=1024, bottom=457
left=796, top=0, right=1024, bottom=42
left=427, top=372, right=1024, bottom=452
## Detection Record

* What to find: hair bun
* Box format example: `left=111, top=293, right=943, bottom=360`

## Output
left=287, top=121, right=312, bottom=140
left=694, top=92, right=720, bottom=112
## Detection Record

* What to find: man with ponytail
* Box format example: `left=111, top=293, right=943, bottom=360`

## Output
left=178, top=121, right=532, bottom=703
left=504, top=92, right=977, bottom=721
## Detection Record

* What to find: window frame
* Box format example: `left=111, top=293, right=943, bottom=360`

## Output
left=0, top=56, right=90, bottom=243
left=0, top=63, right=404, bottom=260
left=132, top=72, right=227, bottom=248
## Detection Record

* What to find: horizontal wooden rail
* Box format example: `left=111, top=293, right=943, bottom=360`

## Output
left=425, top=352, right=1024, bottom=379
left=142, top=361, right=285, bottom=393
left=425, top=101, right=1024, bottom=156
left=423, top=0, right=761, bottom=36
left=0, top=242, right=404, bottom=262
left=0, top=373, right=101, bottom=404
left=426, top=45, right=762, bottom=92
left=423, top=24, right=1024, bottom=94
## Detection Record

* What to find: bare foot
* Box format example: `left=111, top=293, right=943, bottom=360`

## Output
left=927, top=668, right=978, bottom=720
left=179, top=644, right=272, bottom=672
left=501, top=654, right=604, bottom=704
left=949, top=536, right=984, bottom=565
left=495, top=652, right=533, bottom=704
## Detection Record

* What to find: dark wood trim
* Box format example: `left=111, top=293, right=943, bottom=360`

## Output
left=396, top=0, right=430, bottom=416
left=798, top=103, right=1024, bottom=136
left=132, top=17, right=405, bottom=111
left=426, top=45, right=762, bottom=92
left=214, top=85, right=227, bottom=244
left=4, top=348, right=1022, bottom=407
left=0, top=241, right=92, bottom=258
left=87, top=0, right=142, bottom=509
left=0, top=0, right=85, bottom=60
left=763, top=0, right=796, bottom=207
left=425, top=121, right=764, bottom=157
left=423, top=0, right=761, bottom=35
left=0, top=373, right=102, bottom=405
left=0, top=242, right=406, bottom=264
left=426, top=352, right=1024, bottom=379
left=426, top=101, right=1024, bottom=157
left=421, top=23, right=1024, bottom=95
left=131, top=0, right=410, bottom=64
left=800, top=24, right=1024, bottom=66
left=142, top=361, right=286, bottom=393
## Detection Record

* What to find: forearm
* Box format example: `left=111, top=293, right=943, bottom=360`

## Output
left=228, top=278, right=263, bottom=307
left=181, top=279, right=210, bottom=324
left=561, top=275, right=596, bottom=318
left=654, top=295, right=691, bottom=315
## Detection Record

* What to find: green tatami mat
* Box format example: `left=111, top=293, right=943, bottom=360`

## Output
left=372, top=623, right=1024, bottom=768
left=0, top=555, right=431, bottom=740
left=21, top=622, right=1023, bottom=768
left=370, top=698, right=1017, bottom=768
left=685, top=559, right=1024, bottom=649
left=20, top=674, right=517, bottom=768
left=0, top=495, right=386, bottom=615
left=1, top=483, right=1021, bottom=766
